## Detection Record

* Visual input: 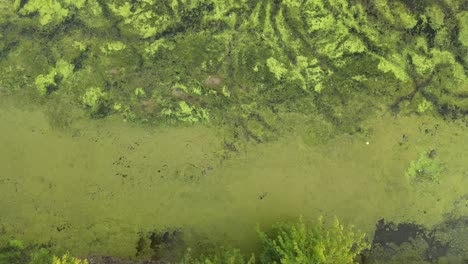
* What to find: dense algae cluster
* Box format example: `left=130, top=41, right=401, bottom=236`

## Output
left=0, top=0, right=466, bottom=146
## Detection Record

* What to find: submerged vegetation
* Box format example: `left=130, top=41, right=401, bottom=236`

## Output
left=0, top=239, right=87, bottom=264
left=0, top=0, right=466, bottom=147
left=1, top=217, right=368, bottom=264
left=405, top=150, right=445, bottom=184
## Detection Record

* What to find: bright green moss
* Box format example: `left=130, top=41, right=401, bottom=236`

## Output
left=35, top=70, right=57, bottom=96
left=162, top=101, right=210, bottom=124
left=341, top=36, right=366, bottom=54
left=394, top=3, right=418, bottom=29
left=372, top=0, right=417, bottom=29
left=457, top=11, right=468, bottom=47
left=100, top=41, right=127, bottom=54
left=53, top=253, right=88, bottom=264
left=55, top=60, right=74, bottom=80
left=144, top=39, right=175, bottom=59
left=107, top=2, right=158, bottom=38
left=304, top=4, right=335, bottom=33
left=417, top=98, right=434, bottom=113
left=81, top=87, right=106, bottom=112
left=373, top=0, right=394, bottom=24
left=35, top=60, right=74, bottom=95
left=266, top=57, right=288, bottom=81
left=426, top=5, right=445, bottom=30
left=376, top=55, right=410, bottom=82
left=107, top=0, right=210, bottom=39
left=134, top=87, right=146, bottom=97
left=410, top=52, right=434, bottom=75
left=19, top=0, right=69, bottom=26
left=17, top=0, right=86, bottom=27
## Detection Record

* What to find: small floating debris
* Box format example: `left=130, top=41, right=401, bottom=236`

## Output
left=428, top=149, right=437, bottom=159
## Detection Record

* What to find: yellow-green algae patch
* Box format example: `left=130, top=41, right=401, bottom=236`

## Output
left=0, top=101, right=467, bottom=258
left=0, top=101, right=225, bottom=257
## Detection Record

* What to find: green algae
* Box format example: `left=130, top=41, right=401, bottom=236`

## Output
left=1, top=96, right=467, bottom=261
left=405, top=151, right=444, bottom=184
left=0, top=0, right=466, bottom=141
left=1, top=0, right=468, bottom=262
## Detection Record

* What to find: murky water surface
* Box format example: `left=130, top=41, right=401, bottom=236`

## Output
left=0, top=100, right=467, bottom=258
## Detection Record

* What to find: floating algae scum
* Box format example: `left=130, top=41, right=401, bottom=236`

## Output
left=1, top=0, right=468, bottom=262
left=1, top=97, right=467, bottom=261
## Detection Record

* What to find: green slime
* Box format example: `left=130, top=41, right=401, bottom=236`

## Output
left=0, top=100, right=466, bottom=259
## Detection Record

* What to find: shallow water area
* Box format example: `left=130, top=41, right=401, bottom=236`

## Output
left=0, top=99, right=467, bottom=259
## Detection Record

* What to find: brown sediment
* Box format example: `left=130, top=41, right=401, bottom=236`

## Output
left=204, top=75, right=223, bottom=87
left=139, top=98, right=159, bottom=114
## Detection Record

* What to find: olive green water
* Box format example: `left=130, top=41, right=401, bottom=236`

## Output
left=1, top=99, right=467, bottom=259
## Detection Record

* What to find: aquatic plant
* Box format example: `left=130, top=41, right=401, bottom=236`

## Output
left=14, top=0, right=106, bottom=30
left=416, top=98, right=434, bottom=114
left=35, top=60, right=74, bottom=96
left=0, top=239, right=53, bottom=264
left=1, top=217, right=370, bottom=263
left=405, top=151, right=444, bottom=183
left=17, top=0, right=73, bottom=26
left=81, top=86, right=107, bottom=114
left=35, top=70, right=58, bottom=96
left=161, top=101, right=210, bottom=124
left=100, top=41, right=127, bottom=55
left=0, top=240, right=25, bottom=263
left=52, top=253, right=88, bottom=264
left=0, top=0, right=466, bottom=146
left=180, top=217, right=369, bottom=264
left=257, top=217, right=369, bottom=264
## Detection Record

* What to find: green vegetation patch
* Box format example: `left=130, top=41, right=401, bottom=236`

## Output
left=2, top=217, right=369, bottom=264
left=0, top=240, right=87, bottom=263
left=405, top=150, right=445, bottom=183
left=257, top=217, right=369, bottom=264
left=182, top=216, right=369, bottom=264
left=1, top=0, right=467, bottom=147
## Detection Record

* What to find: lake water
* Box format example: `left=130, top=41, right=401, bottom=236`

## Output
left=1, top=98, right=467, bottom=260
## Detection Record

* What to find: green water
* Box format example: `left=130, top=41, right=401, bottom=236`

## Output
left=1, top=0, right=467, bottom=262
left=1, top=99, right=467, bottom=259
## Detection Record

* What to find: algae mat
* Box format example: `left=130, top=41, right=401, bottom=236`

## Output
left=0, top=103, right=467, bottom=258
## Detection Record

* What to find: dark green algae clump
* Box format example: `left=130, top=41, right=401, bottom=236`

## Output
left=0, top=0, right=467, bottom=145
